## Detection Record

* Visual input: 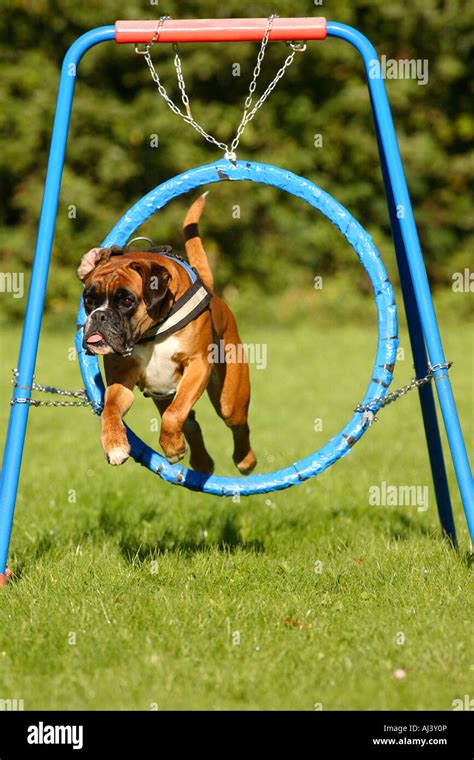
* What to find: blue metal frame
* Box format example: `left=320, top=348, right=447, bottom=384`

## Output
left=327, top=22, right=472, bottom=542
left=0, top=22, right=472, bottom=579
left=76, top=159, right=398, bottom=496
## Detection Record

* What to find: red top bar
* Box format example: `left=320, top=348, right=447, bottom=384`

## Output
left=115, top=18, right=327, bottom=44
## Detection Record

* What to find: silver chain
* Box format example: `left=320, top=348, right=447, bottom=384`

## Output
left=9, top=358, right=452, bottom=423
left=355, top=362, right=453, bottom=426
left=137, top=14, right=306, bottom=161
left=172, top=42, right=192, bottom=119
left=10, top=369, right=101, bottom=412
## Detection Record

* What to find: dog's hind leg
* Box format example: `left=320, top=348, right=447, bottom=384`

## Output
left=152, top=398, right=214, bottom=474
left=184, top=410, right=215, bottom=474
left=207, top=361, right=257, bottom=476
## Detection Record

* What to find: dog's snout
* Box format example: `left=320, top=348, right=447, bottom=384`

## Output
left=91, top=310, right=108, bottom=323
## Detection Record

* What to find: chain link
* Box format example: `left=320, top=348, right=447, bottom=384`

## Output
left=355, top=362, right=453, bottom=426
left=9, top=355, right=452, bottom=422
left=172, top=43, right=192, bottom=119
left=138, top=14, right=306, bottom=161
left=229, top=44, right=302, bottom=156
left=10, top=369, right=101, bottom=412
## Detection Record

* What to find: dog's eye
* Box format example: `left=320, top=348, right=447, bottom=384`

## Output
left=120, top=296, right=134, bottom=308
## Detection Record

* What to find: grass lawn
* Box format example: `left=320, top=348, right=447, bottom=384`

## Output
left=0, top=312, right=472, bottom=710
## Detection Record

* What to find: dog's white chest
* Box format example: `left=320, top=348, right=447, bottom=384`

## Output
left=134, top=336, right=182, bottom=399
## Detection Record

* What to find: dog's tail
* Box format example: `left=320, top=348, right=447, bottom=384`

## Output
left=183, top=192, right=214, bottom=291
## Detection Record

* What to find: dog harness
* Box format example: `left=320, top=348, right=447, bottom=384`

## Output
left=135, top=246, right=213, bottom=345
left=133, top=246, right=213, bottom=401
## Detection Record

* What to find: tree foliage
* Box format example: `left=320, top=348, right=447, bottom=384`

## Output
left=0, top=0, right=472, bottom=319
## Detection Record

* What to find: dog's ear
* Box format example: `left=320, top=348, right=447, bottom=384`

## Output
left=129, top=261, right=171, bottom=321
left=77, top=246, right=123, bottom=281
left=77, top=248, right=102, bottom=281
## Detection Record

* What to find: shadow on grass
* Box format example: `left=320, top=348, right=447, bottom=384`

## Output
left=10, top=533, right=55, bottom=582
left=6, top=509, right=265, bottom=582
left=118, top=514, right=265, bottom=564
left=10, top=503, right=459, bottom=584
left=328, top=505, right=440, bottom=543
left=462, top=550, right=474, bottom=569
left=388, top=513, right=439, bottom=541
left=95, top=505, right=265, bottom=563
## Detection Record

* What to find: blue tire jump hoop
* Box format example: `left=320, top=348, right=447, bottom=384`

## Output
left=76, top=160, right=398, bottom=496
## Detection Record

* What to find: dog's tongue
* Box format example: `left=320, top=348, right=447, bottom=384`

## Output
left=86, top=333, right=103, bottom=344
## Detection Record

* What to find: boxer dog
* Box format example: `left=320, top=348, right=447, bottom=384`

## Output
left=77, top=194, right=256, bottom=476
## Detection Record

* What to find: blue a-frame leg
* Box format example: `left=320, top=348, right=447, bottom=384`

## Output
left=0, top=21, right=472, bottom=584
left=328, top=23, right=462, bottom=543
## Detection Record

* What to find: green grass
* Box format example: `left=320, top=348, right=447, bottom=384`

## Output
left=0, top=312, right=472, bottom=710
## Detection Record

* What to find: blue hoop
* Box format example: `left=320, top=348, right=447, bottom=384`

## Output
left=76, top=160, right=398, bottom=496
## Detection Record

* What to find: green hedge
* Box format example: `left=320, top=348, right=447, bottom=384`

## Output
left=0, top=0, right=472, bottom=319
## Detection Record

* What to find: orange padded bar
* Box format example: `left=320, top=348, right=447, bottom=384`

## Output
left=115, top=18, right=327, bottom=44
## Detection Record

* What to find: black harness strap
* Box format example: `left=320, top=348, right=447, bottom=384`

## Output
left=136, top=274, right=212, bottom=344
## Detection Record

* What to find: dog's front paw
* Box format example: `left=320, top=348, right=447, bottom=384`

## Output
left=102, top=430, right=131, bottom=466
left=105, top=445, right=130, bottom=466
left=164, top=443, right=188, bottom=464
left=160, top=432, right=188, bottom=464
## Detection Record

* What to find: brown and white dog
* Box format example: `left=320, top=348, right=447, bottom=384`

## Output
left=77, top=194, right=256, bottom=476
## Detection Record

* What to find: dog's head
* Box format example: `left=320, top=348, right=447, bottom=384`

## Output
left=77, top=246, right=171, bottom=355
